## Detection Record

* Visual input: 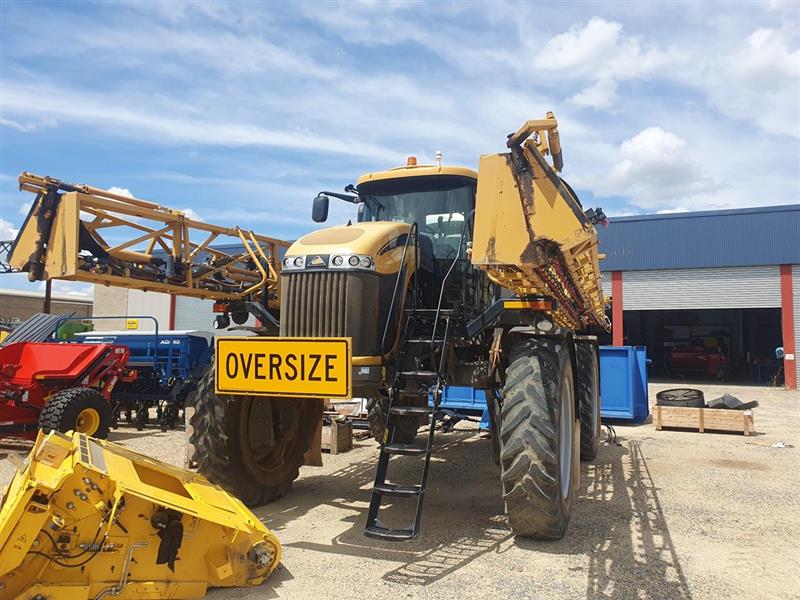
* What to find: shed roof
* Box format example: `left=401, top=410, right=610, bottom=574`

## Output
left=597, top=204, right=800, bottom=271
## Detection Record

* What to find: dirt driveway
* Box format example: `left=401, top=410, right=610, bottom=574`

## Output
left=2, top=383, right=798, bottom=599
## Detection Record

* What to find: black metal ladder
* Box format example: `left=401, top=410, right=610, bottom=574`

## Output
left=364, top=310, right=452, bottom=541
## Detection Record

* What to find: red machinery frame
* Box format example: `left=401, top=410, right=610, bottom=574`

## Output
left=0, top=341, right=130, bottom=439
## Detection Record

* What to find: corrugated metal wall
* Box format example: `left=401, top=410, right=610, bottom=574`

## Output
left=598, top=205, right=800, bottom=271
left=621, top=266, right=781, bottom=310
left=174, top=296, right=216, bottom=331
left=601, top=272, right=612, bottom=298
left=174, top=296, right=255, bottom=331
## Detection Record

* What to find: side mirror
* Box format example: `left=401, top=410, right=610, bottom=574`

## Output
left=312, top=194, right=329, bottom=223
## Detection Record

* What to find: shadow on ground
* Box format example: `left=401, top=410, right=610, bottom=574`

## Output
left=255, top=427, right=692, bottom=598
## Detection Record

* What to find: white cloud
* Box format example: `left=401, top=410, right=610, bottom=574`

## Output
left=0, top=219, right=19, bottom=239
left=656, top=207, right=690, bottom=214
left=591, top=127, right=722, bottom=209
left=698, top=27, right=800, bottom=137
left=182, top=208, right=203, bottom=222
left=37, top=280, right=93, bottom=297
left=534, top=18, right=672, bottom=83
left=568, top=78, right=618, bottom=109
left=107, top=186, right=134, bottom=198
left=2, top=83, right=407, bottom=164
left=0, top=116, right=58, bottom=132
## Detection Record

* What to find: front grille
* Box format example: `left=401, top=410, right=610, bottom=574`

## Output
left=281, top=271, right=348, bottom=338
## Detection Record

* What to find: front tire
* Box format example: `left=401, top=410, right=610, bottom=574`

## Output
left=39, top=387, right=111, bottom=439
left=188, top=364, right=322, bottom=506
left=500, top=336, right=579, bottom=539
left=576, top=340, right=601, bottom=461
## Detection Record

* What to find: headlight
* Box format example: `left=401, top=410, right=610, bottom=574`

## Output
left=293, top=256, right=304, bottom=268
left=283, top=257, right=292, bottom=268
left=348, top=255, right=360, bottom=267
left=332, top=255, right=344, bottom=266
left=359, top=256, right=373, bottom=268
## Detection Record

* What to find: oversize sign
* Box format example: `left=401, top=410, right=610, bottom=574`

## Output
left=215, top=337, right=351, bottom=399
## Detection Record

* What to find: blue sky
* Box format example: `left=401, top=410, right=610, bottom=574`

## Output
left=1, top=1, right=798, bottom=296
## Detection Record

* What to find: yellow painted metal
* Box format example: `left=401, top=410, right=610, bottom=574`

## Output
left=286, top=221, right=417, bottom=276
left=75, top=408, right=101, bottom=436
left=471, top=113, right=609, bottom=331
left=215, top=337, right=352, bottom=399
left=0, top=430, right=281, bottom=600
left=9, top=173, right=291, bottom=304
left=356, top=164, right=477, bottom=186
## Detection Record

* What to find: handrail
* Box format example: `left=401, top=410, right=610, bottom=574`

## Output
left=380, top=222, right=418, bottom=355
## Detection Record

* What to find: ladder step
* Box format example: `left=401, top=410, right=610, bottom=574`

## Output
left=398, top=370, right=439, bottom=380
left=389, top=406, right=431, bottom=416
left=364, top=524, right=415, bottom=542
left=374, top=483, right=422, bottom=497
left=406, top=338, right=447, bottom=344
left=382, top=443, right=428, bottom=456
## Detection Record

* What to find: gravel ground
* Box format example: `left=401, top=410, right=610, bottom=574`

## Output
left=2, top=383, right=799, bottom=600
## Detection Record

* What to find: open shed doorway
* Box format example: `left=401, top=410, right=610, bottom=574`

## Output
left=622, top=308, right=783, bottom=384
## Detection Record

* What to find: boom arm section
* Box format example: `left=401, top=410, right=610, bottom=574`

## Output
left=9, top=173, right=291, bottom=304
left=472, top=113, right=609, bottom=331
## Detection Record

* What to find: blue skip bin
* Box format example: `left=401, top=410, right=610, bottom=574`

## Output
left=599, top=346, right=649, bottom=422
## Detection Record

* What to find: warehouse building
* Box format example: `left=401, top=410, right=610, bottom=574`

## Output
left=94, top=204, right=799, bottom=389
left=598, top=204, right=799, bottom=389
left=0, top=288, right=92, bottom=324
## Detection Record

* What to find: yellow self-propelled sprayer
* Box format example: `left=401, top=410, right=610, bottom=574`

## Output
left=9, top=113, right=610, bottom=543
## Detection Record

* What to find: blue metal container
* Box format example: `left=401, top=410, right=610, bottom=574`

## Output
left=429, top=386, right=492, bottom=430
left=599, top=346, right=649, bottom=422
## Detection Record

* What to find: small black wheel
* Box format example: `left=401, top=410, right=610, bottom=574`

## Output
left=38, top=387, right=111, bottom=439
left=656, top=388, right=705, bottom=408
left=214, top=314, right=231, bottom=329
left=231, top=311, right=249, bottom=325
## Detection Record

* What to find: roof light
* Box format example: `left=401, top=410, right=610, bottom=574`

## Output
left=407, top=156, right=417, bottom=166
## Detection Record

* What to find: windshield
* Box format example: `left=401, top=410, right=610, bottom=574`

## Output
left=360, top=176, right=475, bottom=258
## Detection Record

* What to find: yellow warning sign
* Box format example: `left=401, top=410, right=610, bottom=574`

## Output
left=215, top=337, right=351, bottom=399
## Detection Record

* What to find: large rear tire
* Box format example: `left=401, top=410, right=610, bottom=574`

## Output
left=500, top=336, right=579, bottom=539
left=576, top=340, right=601, bottom=461
left=188, top=364, right=322, bottom=506
left=39, top=387, right=111, bottom=439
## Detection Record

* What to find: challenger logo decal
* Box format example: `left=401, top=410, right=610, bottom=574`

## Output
left=308, top=255, right=327, bottom=267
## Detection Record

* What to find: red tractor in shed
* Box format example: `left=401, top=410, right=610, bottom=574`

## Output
left=0, top=340, right=130, bottom=440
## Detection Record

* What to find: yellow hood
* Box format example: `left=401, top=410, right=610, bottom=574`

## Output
left=287, top=221, right=413, bottom=275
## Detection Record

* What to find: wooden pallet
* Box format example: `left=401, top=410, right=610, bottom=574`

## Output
left=654, top=405, right=754, bottom=436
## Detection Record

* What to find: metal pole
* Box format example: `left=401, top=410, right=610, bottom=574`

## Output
left=43, top=279, right=52, bottom=313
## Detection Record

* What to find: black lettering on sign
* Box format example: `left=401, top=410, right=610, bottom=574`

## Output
left=254, top=353, right=266, bottom=380
left=226, top=353, right=238, bottom=378
left=325, top=354, right=337, bottom=382
left=239, top=353, right=254, bottom=378
left=308, top=354, right=322, bottom=381
left=285, top=354, right=298, bottom=381
left=269, top=354, right=282, bottom=380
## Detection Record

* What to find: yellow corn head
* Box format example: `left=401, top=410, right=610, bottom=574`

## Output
left=0, top=431, right=281, bottom=599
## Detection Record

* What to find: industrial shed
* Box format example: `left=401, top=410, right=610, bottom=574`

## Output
left=96, top=204, right=799, bottom=390
left=598, top=204, right=799, bottom=389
